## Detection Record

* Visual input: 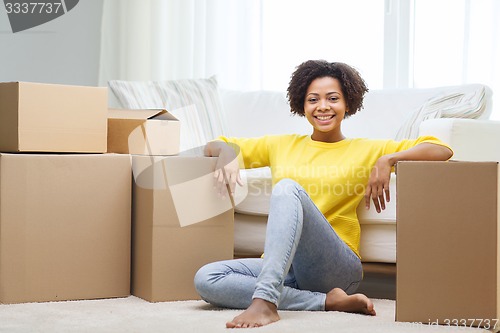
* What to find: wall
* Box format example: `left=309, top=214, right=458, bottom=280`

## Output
left=0, top=1, right=104, bottom=87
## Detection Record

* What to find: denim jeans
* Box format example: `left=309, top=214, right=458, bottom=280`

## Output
left=194, top=178, right=362, bottom=311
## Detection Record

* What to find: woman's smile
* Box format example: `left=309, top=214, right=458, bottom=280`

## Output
left=314, top=113, right=336, bottom=121
left=304, top=77, right=347, bottom=143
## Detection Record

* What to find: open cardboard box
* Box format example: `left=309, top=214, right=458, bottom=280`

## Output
left=396, top=161, right=500, bottom=331
left=0, top=82, right=107, bottom=153
left=131, top=155, right=235, bottom=302
left=107, top=109, right=180, bottom=155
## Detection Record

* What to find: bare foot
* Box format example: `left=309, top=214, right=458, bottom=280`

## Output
left=226, top=298, right=280, bottom=328
left=325, top=288, right=376, bottom=316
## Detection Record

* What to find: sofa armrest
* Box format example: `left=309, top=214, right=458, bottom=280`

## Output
left=419, top=118, right=500, bottom=162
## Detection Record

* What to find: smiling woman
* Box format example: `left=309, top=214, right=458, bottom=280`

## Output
left=195, top=60, right=453, bottom=328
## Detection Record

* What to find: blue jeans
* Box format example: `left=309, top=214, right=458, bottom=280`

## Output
left=194, top=178, right=362, bottom=311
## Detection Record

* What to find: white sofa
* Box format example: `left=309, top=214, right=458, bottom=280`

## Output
left=108, top=78, right=499, bottom=264
left=219, top=84, right=500, bottom=262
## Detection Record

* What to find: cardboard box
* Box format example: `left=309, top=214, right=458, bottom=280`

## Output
left=0, top=82, right=107, bottom=153
left=131, top=155, right=234, bottom=302
left=396, top=161, right=500, bottom=330
left=108, top=109, right=180, bottom=155
left=0, top=153, right=132, bottom=304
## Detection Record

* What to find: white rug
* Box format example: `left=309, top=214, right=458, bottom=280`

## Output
left=0, top=296, right=488, bottom=333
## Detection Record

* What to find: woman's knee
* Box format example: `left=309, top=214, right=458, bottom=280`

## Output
left=273, top=178, right=303, bottom=197
left=194, top=262, right=217, bottom=298
left=194, top=260, right=235, bottom=302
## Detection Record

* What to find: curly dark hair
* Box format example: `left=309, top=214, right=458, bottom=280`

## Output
left=286, top=60, right=368, bottom=118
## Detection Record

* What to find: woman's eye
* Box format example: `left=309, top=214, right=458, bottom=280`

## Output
left=308, top=98, right=317, bottom=103
left=329, top=97, right=338, bottom=102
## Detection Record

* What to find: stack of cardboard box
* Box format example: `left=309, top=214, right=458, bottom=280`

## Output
left=109, top=109, right=235, bottom=302
left=0, top=82, right=131, bottom=304
left=0, top=82, right=234, bottom=304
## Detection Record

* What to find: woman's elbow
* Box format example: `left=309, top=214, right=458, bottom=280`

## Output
left=437, top=146, right=454, bottom=161
left=203, top=143, right=213, bottom=157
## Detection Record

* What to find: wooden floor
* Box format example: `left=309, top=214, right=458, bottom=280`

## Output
left=358, top=263, right=396, bottom=300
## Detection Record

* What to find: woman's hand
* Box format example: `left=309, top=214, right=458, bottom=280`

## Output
left=364, top=142, right=453, bottom=213
left=365, top=155, right=393, bottom=213
left=214, top=150, right=243, bottom=198
left=205, top=141, right=244, bottom=198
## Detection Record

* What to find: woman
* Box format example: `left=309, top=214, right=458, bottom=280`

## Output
left=194, top=60, right=453, bottom=328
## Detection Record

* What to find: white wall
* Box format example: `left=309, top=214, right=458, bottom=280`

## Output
left=0, top=1, right=104, bottom=87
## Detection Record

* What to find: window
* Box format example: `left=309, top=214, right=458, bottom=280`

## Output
left=260, top=0, right=385, bottom=91
left=413, top=0, right=467, bottom=87
left=412, top=0, right=500, bottom=119
left=257, top=0, right=499, bottom=119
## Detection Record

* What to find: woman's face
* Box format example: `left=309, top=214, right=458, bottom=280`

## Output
left=304, top=76, right=347, bottom=143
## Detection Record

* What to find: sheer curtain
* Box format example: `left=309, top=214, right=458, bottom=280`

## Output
left=99, top=0, right=386, bottom=92
left=98, top=0, right=263, bottom=90
left=99, top=0, right=500, bottom=119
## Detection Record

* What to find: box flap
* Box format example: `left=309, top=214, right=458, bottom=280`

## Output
left=108, top=109, right=173, bottom=120
left=152, top=112, right=178, bottom=121
left=0, top=83, right=20, bottom=152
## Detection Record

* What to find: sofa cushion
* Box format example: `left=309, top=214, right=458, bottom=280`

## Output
left=219, top=89, right=310, bottom=138
left=358, top=224, right=396, bottom=263
left=356, top=174, right=397, bottom=225
left=234, top=168, right=272, bottom=216
left=109, top=76, right=226, bottom=150
left=236, top=168, right=397, bottom=226
left=420, top=118, right=500, bottom=162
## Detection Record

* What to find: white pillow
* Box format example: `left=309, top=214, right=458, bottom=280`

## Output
left=167, top=104, right=206, bottom=152
left=395, top=84, right=488, bottom=140
left=108, top=76, right=227, bottom=151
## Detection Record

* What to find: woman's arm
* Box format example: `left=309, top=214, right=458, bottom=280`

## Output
left=365, top=143, right=453, bottom=213
left=205, top=141, right=243, bottom=197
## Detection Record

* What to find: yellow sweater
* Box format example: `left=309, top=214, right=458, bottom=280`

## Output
left=218, top=134, right=451, bottom=258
